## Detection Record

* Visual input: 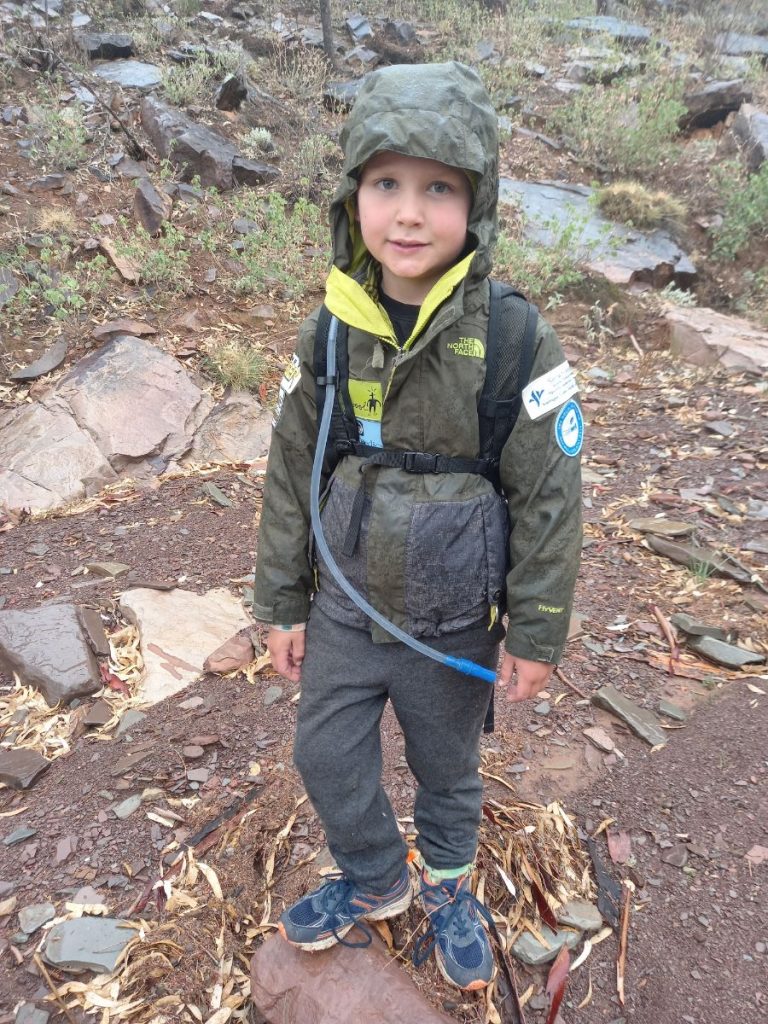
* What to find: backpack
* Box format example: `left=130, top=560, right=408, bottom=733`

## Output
left=313, top=280, right=539, bottom=489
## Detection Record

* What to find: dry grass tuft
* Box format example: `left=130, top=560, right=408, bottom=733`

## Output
left=36, top=207, right=77, bottom=235
left=203, top=338, right=269, bottom=393
left=596, top=181, right=687, bottom=230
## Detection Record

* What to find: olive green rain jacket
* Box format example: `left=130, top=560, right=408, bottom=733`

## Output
left=253, top=61, right=582, bottom=664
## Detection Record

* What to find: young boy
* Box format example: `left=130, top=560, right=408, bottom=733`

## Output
left=252, top=61, right=582, bottom=991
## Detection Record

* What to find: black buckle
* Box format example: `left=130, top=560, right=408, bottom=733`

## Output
left=402, top=451, right=439, bottom=473
left=334, top=439, right=355, bottom=455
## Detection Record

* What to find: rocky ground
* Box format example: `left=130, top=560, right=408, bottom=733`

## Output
left=1, top=2, right=768, bottom=1024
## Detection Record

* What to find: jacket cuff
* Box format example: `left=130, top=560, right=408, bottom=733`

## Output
left=252, top=597, right=311, bottom=626
left=504, top=629, right=562, bottom=665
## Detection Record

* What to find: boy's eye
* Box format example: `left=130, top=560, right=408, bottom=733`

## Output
left=429, top=181, right=453, bottom=195
left=376, top=178, right=397, bottom=191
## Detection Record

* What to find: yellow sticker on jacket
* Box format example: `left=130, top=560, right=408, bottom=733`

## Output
left=348, top=380, right=383, bottom=448
left=348, top=380, right=383, bottom=421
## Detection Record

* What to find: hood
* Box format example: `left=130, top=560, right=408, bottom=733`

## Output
left=329, top=61, right=499, bottom=287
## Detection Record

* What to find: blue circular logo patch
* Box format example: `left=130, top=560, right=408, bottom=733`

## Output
left=555, top=400, right=583, bottom=457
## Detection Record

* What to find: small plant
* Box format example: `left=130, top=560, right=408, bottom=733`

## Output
left=293, top=132, right=336, bottom=198
left=203, top=338, right=268, bottom=392
left=711, top=163, right=768, bottom=262
left=114, top=225, right=192, bottom=292
left=241, top=127, right=276, bottom=157
left=581, top=300, right=617, bottom=345
left=495, top=207, right=589, bottom=300
left=595, top=182, right=686, bottom=229
left=271, top=44, right=328, bottom=101
left=1, top=239, right=111, bottom=322
left=659, top=282, right=697, bottom=307
left=28, top=103, right=89, bottom=170
left=231, top=192, right=327, bottom=296
left=162, top=58, right=216, bottom=107
left=550, top=77, right=686, bottom=176
left=689, top=558, right=716, bottom=583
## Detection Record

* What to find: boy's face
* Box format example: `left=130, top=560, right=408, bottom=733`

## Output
left=356, top=151, right=472, bottom=305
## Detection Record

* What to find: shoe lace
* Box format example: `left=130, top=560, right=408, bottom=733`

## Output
left=318, top=874, right=373, bottom=949
left=412, top=878, right=496, bottom=968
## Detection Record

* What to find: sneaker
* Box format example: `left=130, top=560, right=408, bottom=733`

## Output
left=277, top=864, right=412, bottom=952
left=413, top=869, right=495, bottom=991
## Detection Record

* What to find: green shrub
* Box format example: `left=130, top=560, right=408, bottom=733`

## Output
left=114, top=225, right=192, bottom=291
left=550, top=77, right=686, bottom=176
left=231, top=193, right=327, bottom=296
left=29, top=103, right=89, bottom=170
left=494, top=212, right=587, bottom=300
left=711, top=163, right=768, bottom=262
left=162, top=58, right=216, bottom=106
left=1, top=240, right=111, bottom=322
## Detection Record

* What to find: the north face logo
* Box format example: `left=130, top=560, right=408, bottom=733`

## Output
left=447, top=337, right=485, bottom=358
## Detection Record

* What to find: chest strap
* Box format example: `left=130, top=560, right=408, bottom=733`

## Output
left=335, top=440, right=495, bottom=477
left=338, top=441, right=496, bottom=557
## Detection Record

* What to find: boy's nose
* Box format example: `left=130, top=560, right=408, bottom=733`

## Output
left=395, top=191, right=424, bottom=225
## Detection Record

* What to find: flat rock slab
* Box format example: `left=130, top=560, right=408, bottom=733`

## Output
left=92, top=60, right=161, bottom=89
left=499, top=179, right=696, bottom=287
left=0, top=748, right=50, bottom=790
left=557, top=898, right=603, bottom=932
left=592, top=685, right=667, bottom=747
left=689, top=636, right=765, bottom=668
left=120, top=588, right=251, bottom=704
left=512, top=923, right=581, bottom=965
left=664, top=304, right=768, bottom=372
left=564, top=16, right=651, bottom=46
left=43, top=917, right=134, bottom=973
left=187, top=393, right=272, bottom=464
left=8, top=338, right=68, bottom=381
left=0, top=398, right=117, bottom=513
left=0, top=602, right=100, bottom=707
left=628, top=518, right=694, bottom=538
left=250, top=934, right=454, bottom=1023
left=54, top=334, right=212, bottom=473
left=732, top=103, right=768, bottom=172
left=18, top=902, right=55, bottom=934
left=716, top=31, right=768, bottom=62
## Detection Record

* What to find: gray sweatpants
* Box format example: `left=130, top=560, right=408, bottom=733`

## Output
left=294, top=606, right=502, bottom=893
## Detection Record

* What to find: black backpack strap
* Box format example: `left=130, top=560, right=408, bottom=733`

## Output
left=314, top=305, right=357, bottom=473
left=479, top=280, right=539, bottom=477
left=481, top=281, right=538, bottom=734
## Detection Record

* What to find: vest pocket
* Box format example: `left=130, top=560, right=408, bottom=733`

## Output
left=404, top=492, right=508, bottom=634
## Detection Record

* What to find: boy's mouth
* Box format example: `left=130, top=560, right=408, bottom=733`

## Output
left=389, top=239, right=428, bottom=251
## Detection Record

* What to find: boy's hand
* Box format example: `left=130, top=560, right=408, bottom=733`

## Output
left=497, top=653, right=554, bottom=703
left=267, top=627, right=305, bottom=683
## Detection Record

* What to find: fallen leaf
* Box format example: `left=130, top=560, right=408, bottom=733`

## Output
left=545, top=945, right=570, bottom=1024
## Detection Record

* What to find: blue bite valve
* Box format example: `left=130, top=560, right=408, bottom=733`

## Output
left=444, top=657, right=497, bottom=684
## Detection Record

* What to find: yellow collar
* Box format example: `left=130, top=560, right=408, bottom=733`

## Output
left=324, top=252, right=474, bottom=349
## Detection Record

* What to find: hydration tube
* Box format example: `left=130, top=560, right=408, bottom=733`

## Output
left=309, top=316, right=497, bottom=686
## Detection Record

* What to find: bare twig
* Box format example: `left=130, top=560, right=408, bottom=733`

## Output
left=616, top=881, right=634, bottom=1006
left=33, top=953, right=81, bottom=1024
left=23, top=45, right=149, bottom=160
left=650, top=604, right=679, bottom=673
left=628, top=333, right=644, bottom=357
left=719, top=550, right=768, bottom=595
left=554, top=666, right=589, bottom=700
